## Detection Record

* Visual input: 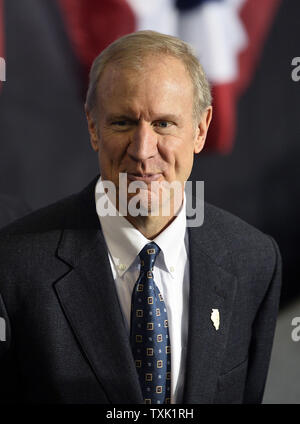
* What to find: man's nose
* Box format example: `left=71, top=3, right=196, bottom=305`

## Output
left=127, top=122, right=158, bottom=161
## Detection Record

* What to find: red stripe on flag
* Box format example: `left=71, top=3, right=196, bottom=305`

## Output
left=205, top=0, right=282, bottom=154
left=235, top=0, right=282, bottom=96
left=57, top=0, right=136, bottom=81
left=204, top=83, right=236, bottom=154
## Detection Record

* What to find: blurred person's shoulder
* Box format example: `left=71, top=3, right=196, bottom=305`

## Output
left=0, top=193, right=75, bottom=238
left=0, top=177, right=98, bottom=247
left=0, top=194, right=31, bottom=229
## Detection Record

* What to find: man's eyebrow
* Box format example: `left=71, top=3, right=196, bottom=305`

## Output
left=106, top=114, right=137, bottom=122
left=152, top=114, right=181, bottom=122
left=105, top=113, right=182, bottom=123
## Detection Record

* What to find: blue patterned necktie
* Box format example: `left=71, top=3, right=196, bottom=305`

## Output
left=130, top=242, right=171, bottom=404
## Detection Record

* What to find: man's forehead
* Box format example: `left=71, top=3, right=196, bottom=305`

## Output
left=97, top=55, right=193, bottom=103
left=99, top=54, right=190, bottom=87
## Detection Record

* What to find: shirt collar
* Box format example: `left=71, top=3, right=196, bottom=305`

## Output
left=95, top=177, right=187, bottom=278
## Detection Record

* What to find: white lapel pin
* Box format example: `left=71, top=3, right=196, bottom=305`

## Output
left=211, top=309, right=220, bottom=331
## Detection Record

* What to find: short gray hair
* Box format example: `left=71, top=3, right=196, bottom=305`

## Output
left=85, top=30, right=212, bottom=121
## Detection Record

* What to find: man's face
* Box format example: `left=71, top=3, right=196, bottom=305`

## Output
left=87, top=54, right=211, bottom=215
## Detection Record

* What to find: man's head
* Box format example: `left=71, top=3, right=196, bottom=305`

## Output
left=86, top=30, right=212, bottom=124
left=85, top=31, right=212, bottom=230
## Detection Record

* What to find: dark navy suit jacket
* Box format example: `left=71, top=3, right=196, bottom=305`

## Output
left=0, top=177, right=281, bottom=403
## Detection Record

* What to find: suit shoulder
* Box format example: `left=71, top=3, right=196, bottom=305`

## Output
left=204, top=202, right=271, bottom=247
left=200, top=202, right=279, bottom=274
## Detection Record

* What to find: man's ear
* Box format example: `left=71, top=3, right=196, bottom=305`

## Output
left=85, top=105, right=99, bottom=152
left=194, top=106, right=213, bottom=154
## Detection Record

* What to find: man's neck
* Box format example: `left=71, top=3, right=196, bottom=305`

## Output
left=122, top=193, right=184, bottom=239
left=124, top=213, right=178, bottom=240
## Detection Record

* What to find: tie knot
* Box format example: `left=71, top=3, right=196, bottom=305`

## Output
left=139, top=242, right=160, bottom=271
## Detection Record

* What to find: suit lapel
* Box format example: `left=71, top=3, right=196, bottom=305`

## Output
left=54, top=180, right=143, bottom=404
left=183, top=223, right=238, bottom=403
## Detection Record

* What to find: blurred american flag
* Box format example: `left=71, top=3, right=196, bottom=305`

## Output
left=0, top=0, right=281, bottom=153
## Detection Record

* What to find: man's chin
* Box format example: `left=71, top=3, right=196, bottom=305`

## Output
left=124, top=192, right=181, bottom=218
left=124, top=190, right=160, bottom=217
left=114, top=178, right=184, bottom=218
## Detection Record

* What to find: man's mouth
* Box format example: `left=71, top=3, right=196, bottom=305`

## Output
left=127, top=173, right=162, bottom=183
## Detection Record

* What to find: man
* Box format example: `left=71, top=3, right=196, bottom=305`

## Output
left=0, top=31, right=281, bottom=404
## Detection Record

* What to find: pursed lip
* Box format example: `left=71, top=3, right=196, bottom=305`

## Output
left=127, top=173, right=163, bottom=183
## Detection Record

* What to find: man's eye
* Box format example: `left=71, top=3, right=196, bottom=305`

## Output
left=112, top=121, right=129, bottom=126
left=154, top=121, right=172, bottom=128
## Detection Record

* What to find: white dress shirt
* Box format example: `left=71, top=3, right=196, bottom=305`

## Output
left=95, top=177, right=190, bottom=403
